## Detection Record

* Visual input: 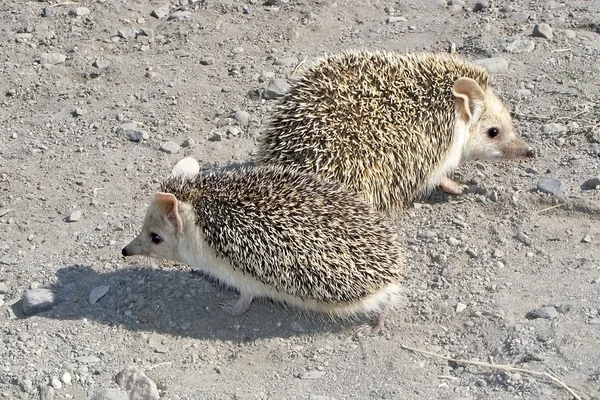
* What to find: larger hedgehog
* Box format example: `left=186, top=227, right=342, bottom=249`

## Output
left=255, top=49, right=535, bottom=213
left=122, top=164, right=404, bottom=335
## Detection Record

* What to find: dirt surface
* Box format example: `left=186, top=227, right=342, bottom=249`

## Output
left=1, top=0, right=600, bottom=399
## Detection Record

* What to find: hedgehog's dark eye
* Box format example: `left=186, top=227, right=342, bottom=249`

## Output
left=150, top=233, right=163, bottom=244
left=488, top=127, right=500, bottom=138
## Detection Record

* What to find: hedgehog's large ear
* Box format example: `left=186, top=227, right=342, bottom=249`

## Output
left=452, top=77, right=486, bottom=122
left=154, top=192, right=183, bottom=233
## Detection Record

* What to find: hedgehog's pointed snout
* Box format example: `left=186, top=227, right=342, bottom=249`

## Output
left=121, top=247, right=129, bottom=257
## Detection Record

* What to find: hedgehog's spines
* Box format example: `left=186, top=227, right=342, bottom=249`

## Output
left=159, top=164, right=404, bottom=305
left=256, top=49, right=494, bottom=213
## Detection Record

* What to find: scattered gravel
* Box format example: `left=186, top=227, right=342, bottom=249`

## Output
left=1, top=1, right=599, bottom=399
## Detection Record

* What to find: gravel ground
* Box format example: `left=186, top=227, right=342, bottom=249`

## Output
left=1, top=0, right=600, bottom=399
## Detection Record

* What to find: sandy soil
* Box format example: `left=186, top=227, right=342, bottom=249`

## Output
left=1, top=0, right=599, bottom=399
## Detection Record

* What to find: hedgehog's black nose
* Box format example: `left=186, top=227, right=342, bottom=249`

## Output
left=122, top=247, right=129, bottom=257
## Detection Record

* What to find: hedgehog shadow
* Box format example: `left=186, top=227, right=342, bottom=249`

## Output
left=40, top=264, right=353, bottom=342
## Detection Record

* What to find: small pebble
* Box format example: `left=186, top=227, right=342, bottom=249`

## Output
left=231, top=47, right=244, bottom=54
left=537, top=178, right=566, bottom=196
left=505, top=39, right=535, bottom=53
left=263, top=79, right=290, bottom=100
left=532, top=23, right=553, bottom=39
left=589, top=318, right=600, bottom=325
left=160, top=141, right=180, bottom=154
left=233, top=110, right=250, bottom=126
left=456, top=303, right=467, bottom=313
left=515, top=232, right=533, bottom=246
left=93, top=59, right=111, bottom=69
left=168, top=11, right=192, bottom=20
left=512, top=11, right=534, bottom=23
left=581, top=176, right=600, bottom=190
left=71, top=108, right=86, bottom=117
left=0, top=282, right=8, bottom=294
left=209, top=133, right=223, bottom=142
left=39, top=385, right=54, bottom=400
left=171, top=157, right=200, bottom=178
left=76, top=355, right=101, bottom=364
left=118, top=28, right=137, bottom=39
left=581, top=234, right=592, bottom=243
left=273, top=56, right=299, bottom=67
left=89, top=285, right=110, bottom=304
left=68, top=210, right=82, bottom=222
left=472, top=57, right=508, bottom=73
left=116, top=122, right=150, bottom=142
left=115, top=366, right=160, bottom=400
left=300, top=370, right=326, bottom=380
left=50, top=377, right=62, bottom=390
left=90, top=389, right=129, bottom=400
left=473, top=0, right=488, bottom=12
left=43, top=7, right=53, bottom=17
left=69, top=7, right=91, bottom=16
left=61, top=372, right=72, bottom=385
left=151, top=5, right=170, bottom=19
left=40, top=53, right=66, bottom=65
left=466, top=248, right=478, bottom=258
left=563, top=30, right=576, bottom=39
left=200, top=57, right=215, bottom=66
left=22, top=288, right=56, bottom=316
left=542, top=123, right=567, bottom=135
left=447, top=237, right=460, bottom=246
left=417, top=230, right=437, bottom=240
left=526, top=306, right=558, bottom=319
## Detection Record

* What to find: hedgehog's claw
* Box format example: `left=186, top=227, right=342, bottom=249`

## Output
left=219, top=294, right=253, bottom=316
left=354, top=314, right=386, bottom=337
left=439, top=176, right=468, bottom=196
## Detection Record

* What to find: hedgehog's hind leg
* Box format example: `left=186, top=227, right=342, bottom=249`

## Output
left=353, top=311, right=387, bottom=337
left=219, top=293, right=253, bottom=316
left=439, top=176, right=469, bottom=195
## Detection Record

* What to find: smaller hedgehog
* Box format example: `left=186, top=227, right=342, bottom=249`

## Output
left=255, top=49, right=535, bottom=213
left=122, top=164, right=404, bottom=335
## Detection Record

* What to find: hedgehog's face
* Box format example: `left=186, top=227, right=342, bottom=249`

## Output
left=121, top=193, right=183, bottom=262
left=453, top=77, right=534, bottom=162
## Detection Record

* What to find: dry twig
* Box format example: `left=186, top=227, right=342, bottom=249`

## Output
left=534, top=203, right=567, bottom=214
left=400, top=344, right=583, bottom=400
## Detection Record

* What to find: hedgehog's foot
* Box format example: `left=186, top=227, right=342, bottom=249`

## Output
left=439, top=176, right=468, bottom=195
left=354, top=313, right=386, bottom=337
left=219, top=294, right=253, bottom=316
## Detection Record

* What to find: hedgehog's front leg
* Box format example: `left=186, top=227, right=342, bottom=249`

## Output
left=219, top=293, right=253, bottom=316
left=439, top=176, right=469, bottom=195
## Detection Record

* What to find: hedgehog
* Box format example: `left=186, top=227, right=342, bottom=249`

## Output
left=121, top=164, right=404, bottom=335
left=254, top=49, right=535, bottom=214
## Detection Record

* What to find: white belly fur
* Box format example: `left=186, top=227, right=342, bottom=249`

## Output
left=426, top=115, right=469, bottom=189
left=178, top=234, right=402, bottom=319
